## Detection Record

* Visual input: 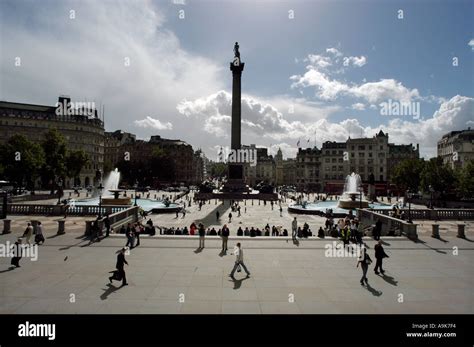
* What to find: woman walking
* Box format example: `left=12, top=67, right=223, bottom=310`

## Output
left=357, top=247, right=372, bottom=286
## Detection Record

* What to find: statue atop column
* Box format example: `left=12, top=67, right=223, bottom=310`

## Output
left=234, top=42, right=240, bottom=58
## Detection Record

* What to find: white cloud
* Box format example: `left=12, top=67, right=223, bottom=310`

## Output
left=351, top=103, right=366, bottom=110
left=351, top=79, right=420, bottom=104
left=1, top=0, right=224, bottom=148
left=343, top=55, right=367, bottom=67
left=177, top=91, right=341, bottom=142
left=469, top=39, right=474, bottom=51
left=326, top=47, right=343, bottom=57
left=306, top=54, right=332, bottom=68
left=134, top=116, right=173, bottom=130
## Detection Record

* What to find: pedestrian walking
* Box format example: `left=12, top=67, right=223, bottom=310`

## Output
left=373, top=219, right=382, bottom=240
left=134, top=223, right=141, bottom=247
left=23, top=223, right=33, bottom=245
left=357, top=247, right=372, bottom=285
left=198, top=223, right=205, bottom=249
left=104, top=215, right=111, bottom=237
left=229, top=243, right=250, bottom=278
left=90, top=219, right=101, bottom=243
left=182, top=208, right=186, bottom=218
left=10, top=237, right=23, bottom=268
left=291, top=217, right=298, bottom=241
left=34, top=221, right=45, bottom=245
left=228, top=212, right=232, bottom=223
left=237, top=206, right=241, bottom=217
left=125, top=224, right=135, bottom=249
left=374, top=240, right=389, bottom=274
left=221, top=224, right=230, bottom=253
left=109, top=247, right=129, bottom=286
left=216, top=210, right=220, bottom=221
left=279, top=205, right=283, bottom=217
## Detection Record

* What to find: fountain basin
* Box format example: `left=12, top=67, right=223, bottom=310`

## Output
left=101, top=197, right=131, bottom=205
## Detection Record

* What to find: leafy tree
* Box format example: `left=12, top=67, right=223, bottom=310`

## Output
left=391, top=158, right=425, bottom=193
left=40, top=129, right=67, bottom=192
left=66, top=150, right=89, bottom=186
left=208, top=162, right=227, bottom=178
left=0, top=134, right=45, bottom=191
left=420, top=157, right=457, bottom=195
left=457, top=160, right=474, bottom=198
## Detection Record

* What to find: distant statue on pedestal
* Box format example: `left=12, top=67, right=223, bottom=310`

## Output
left=234, top=42, right=240, bottom=58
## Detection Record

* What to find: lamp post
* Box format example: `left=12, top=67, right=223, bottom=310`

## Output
left=406, top=189, right=412, bottom=222
left=134, top=180, right=138, bottom=207
left=429, top=185, right=434, bottom=209
left=57, top=178, right=63, bottom=205
left=98, top=182, right=104, bottom=218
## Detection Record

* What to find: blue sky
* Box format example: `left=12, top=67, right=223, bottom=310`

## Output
left=1, top=0, right=473, bottom=159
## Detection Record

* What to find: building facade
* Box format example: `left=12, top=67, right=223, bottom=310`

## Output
left=0, top=96, right=104, bottom=188
left=296, top=147, right=321, bottom=191
left=437, top=128, right=474, bottom=170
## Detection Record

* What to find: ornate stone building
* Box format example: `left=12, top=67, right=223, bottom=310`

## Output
left=0, top=96, right=104, bottom=188
left=437, top=128, right=474, bottom=170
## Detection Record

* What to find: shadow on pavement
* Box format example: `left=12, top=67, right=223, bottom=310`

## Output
left=380, top=273, right=398, bottom=286
left=365, top=283, right=382, bottom=296
left=414, top=238, right=447, bottom=254
left=229, top=275, right=250, bottom=290
left=100, top=283, right=122, bottom=300
left=0, top=267, right=16, bottom=274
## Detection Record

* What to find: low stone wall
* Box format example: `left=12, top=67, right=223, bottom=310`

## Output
left=10, top=194, right=56, bottom=203
left=370, top=208, right=474, bottom=220
left=85, top=206, right=139, bottom=235
left=195, top=192, right=278, bottom=201
left=358, top=209, right=418, bottom=240
left=7, top=204, right=129, bottom=216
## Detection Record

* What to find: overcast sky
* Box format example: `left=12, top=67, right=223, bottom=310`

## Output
left=1, top=0, right=473, bottom=160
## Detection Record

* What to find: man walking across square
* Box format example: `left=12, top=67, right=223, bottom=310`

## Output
left=374, top=240, right=389, bottom=275
left=198, top=223, right=205, bottom=249
left=229, top=243, right=250, bottom=278
left=291, top=217, right=298, bottom=242
left=221, top=224, right=230, bottom=254
left=109, top=247, right=129, bottom=286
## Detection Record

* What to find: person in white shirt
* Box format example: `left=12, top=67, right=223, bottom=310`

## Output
left=291, top=217, right=298, bottom=241
left=229, top=243, right=250, bottom=278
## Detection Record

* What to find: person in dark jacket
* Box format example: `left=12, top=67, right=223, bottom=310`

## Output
left=374, top=240, right=389, bottom=274
left=103, top=215, right=111, bottom=237
left=109, top=247, right=129, bottom=286
left=11, top=237, right=23, bottom=268
left=357, top=247, right=372, bottom=285
left=373, top=219, right=382, bottom=240
left=221, top=224, right=230, bottom=253
left=198, top=223, right=206, bottom=249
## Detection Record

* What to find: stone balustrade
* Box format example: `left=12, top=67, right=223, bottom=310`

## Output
left=357, top=209, right=418, bottom=240
left=370, top=208, right=474, bottom=220
left=6, top=204, right=129, bottom=216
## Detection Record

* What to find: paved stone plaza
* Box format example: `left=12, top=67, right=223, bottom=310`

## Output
left=1, top=195, right=473, bottom=314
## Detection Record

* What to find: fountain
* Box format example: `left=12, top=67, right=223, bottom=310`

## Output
left=337, top=173, right=369, bottom=209
left=101, top=168, right=131, bottom=206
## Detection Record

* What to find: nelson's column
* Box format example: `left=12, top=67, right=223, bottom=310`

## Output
left=223, top=41, right=249, bottom=192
